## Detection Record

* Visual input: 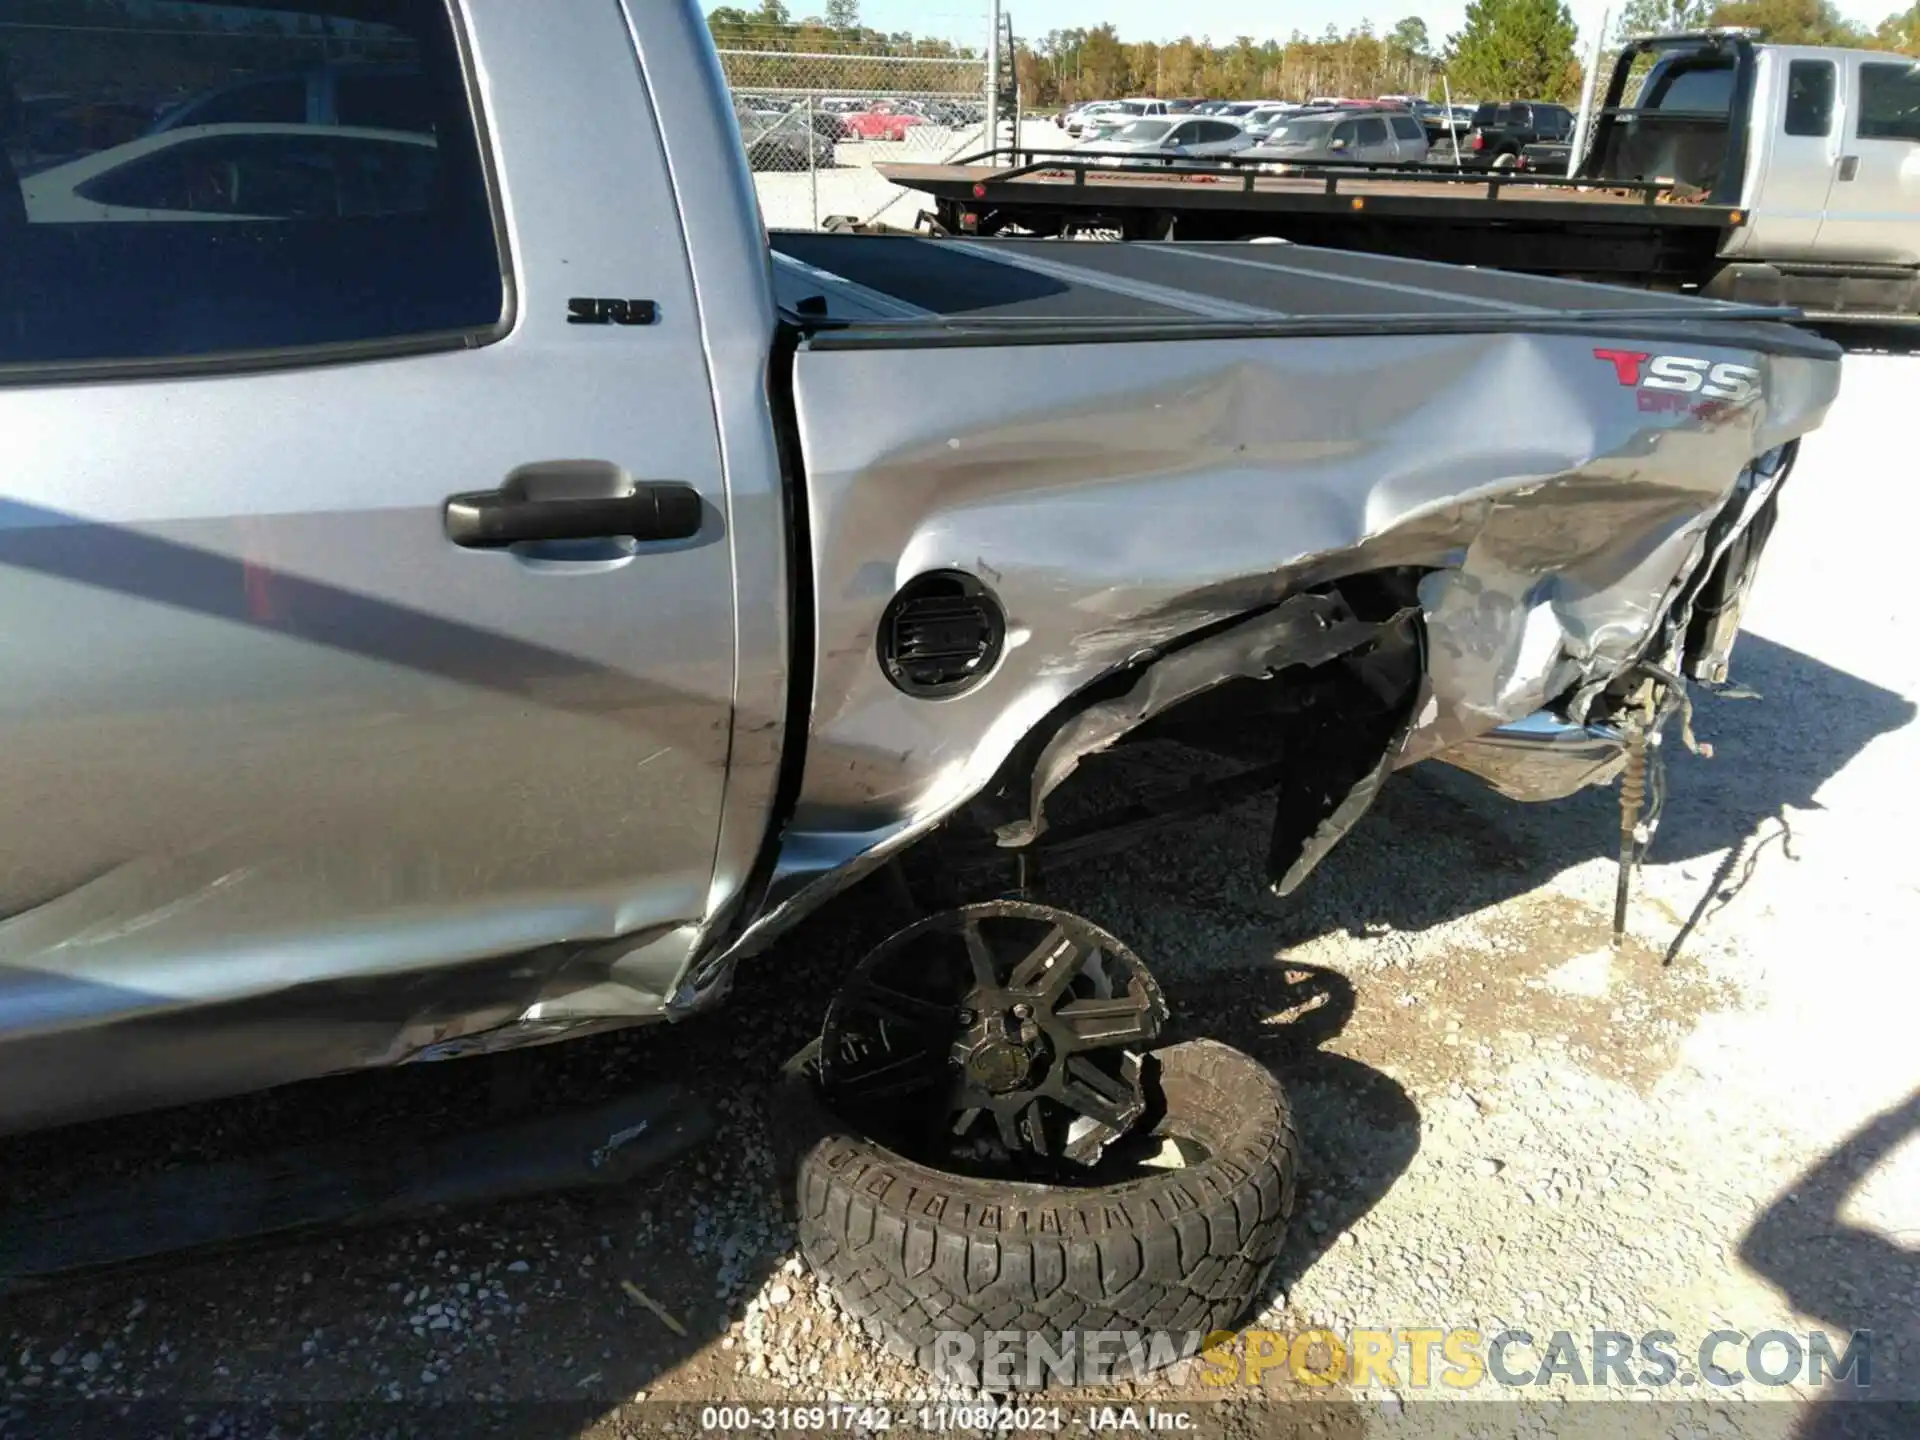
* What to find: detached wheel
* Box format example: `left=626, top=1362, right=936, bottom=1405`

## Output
left=786, top=1037, right=1299, bottom=1382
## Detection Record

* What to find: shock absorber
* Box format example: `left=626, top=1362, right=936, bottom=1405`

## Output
left=1612, top=724, right=1650, bottom=950
left=1611, top=663, right=1713, bottom=951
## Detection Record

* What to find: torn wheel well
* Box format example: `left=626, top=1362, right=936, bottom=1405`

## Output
left=904, top=569, right=1430, bottom=901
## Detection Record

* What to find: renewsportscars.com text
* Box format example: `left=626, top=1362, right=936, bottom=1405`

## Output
left=921, top=1327, right=1873, bottom=1391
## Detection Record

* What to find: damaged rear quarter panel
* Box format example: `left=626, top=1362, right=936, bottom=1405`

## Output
left=746, top=326, right=1837, bottom=939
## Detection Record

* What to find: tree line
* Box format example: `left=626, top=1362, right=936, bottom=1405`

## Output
left=707, top=0, right=1916, bottom=105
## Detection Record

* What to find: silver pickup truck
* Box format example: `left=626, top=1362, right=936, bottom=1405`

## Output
left=0, top=0, right=1841, bottom=1370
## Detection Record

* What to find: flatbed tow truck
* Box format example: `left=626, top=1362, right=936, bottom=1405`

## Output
left=878, top=30, right=1920, bottom=321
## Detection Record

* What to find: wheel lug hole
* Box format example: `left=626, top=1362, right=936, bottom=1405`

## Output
left=1011, top=1003, right=1033, bottom=1020
left=957, top=1008, right=975, bottom=1026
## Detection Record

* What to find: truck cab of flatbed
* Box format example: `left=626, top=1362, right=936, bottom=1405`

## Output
left=878, top=31, right=1920, bottom=321
left=1619, top=32, right=1920, bottom=316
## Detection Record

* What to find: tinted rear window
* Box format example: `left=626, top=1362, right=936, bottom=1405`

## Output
left=1390, top=115, right=1423, bottom=140
left=1, top=0, right=504, bottom=369
left=1650, top=65, right=1735, bottom=113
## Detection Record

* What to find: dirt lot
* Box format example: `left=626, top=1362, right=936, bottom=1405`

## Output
left=2, top=352, right=1916, bottom=1440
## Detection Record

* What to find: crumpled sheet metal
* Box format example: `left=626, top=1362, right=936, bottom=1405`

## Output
left=0, top=851, right=689, bottom=1134
left=997, top=591, right=1396, bottom=848
left=724, top=325, right=1838, bottom=962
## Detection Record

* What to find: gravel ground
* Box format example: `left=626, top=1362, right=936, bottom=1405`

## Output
left=0, top=351, right=1914, bottom=1440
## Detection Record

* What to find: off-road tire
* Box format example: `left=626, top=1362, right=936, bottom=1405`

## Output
left=787, top=1038, right=1299, bottom=1381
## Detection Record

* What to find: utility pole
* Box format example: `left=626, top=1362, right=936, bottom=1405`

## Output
left=1568, top=9, right=1609, bottom=181
left=986, top=0, right=1003, bottom=162
left=1004, top=12, right=1021, bottom=156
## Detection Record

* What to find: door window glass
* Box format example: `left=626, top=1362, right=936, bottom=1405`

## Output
left=1785, top=60, right=1836, bottom=138
left=1356, top=117, right=1389, bottom=145
left=1390, top=115, right=1423, bottom=141
left=0, top=0, right=504, bottom=370
left=1860, top=62, right=1920, bottom=142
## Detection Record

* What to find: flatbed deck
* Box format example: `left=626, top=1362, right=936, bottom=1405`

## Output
left=873, top=158, right=1744, bottom=283
left=879, top=160, right=1739, bottom=228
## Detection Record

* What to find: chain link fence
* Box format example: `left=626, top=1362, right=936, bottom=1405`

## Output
left=718, top=49, right=990, bottom=230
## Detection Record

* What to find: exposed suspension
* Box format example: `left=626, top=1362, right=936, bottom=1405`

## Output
left=1611, top=664, right=1713, bottom=951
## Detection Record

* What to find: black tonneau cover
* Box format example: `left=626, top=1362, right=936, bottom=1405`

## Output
left=770, top=233, right=1829, bottom=355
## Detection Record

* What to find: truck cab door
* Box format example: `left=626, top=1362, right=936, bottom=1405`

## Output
left=0, top=0, right=739, bottom=1125
left=1817, top=57, right=1920, bottom=265
left=1745, top=56, right=1842, bottom=258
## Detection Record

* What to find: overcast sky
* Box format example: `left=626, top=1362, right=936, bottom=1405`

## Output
left=810, top=0, right=1897, bottom=60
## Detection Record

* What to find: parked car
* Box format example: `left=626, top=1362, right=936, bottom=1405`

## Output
left=1063, top=101, right=1122, bottom=137
left=806, top=109, right=854, bottom=143
left=916, top=99, right=980, bottom=128
left=1242, top=103, right=1301, bottom=141
left=0, top=0, right=1842, bottom=1370
left=731, top=101, right=836, bottom=171
left=1077, top=113, right=1135, bottom=145
left=1518, top=138, right=1573, bottom=173
left=1247, top=109, right=1430, bottom=166
left=843, top=102, right=925, bottom=141
left=1467, top=100, right=1575, bottom=166
left=1065, top=98, right=1168, bottom=137
left=1412, top=99, right=1459, bottom=140
left=1076, top=115, right=1254, bottom=165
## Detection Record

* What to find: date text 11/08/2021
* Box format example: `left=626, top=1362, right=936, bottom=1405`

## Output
left=699, top=1405, right=1193, bottom=1431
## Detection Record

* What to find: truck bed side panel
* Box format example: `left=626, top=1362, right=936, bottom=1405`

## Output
left=736, top=316, right=1836, bottom=949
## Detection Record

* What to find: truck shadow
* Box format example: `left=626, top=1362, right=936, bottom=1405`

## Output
left=1208, top=631, right=1908, bottom=956
left=1809, top=322, right=1920, bottom=358
left=1043, top=632, right=1911, bottom=973
left=1163, top=961, right=1419, bottom=1313
left=1737, top=1089, right=1920, bottom=1438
